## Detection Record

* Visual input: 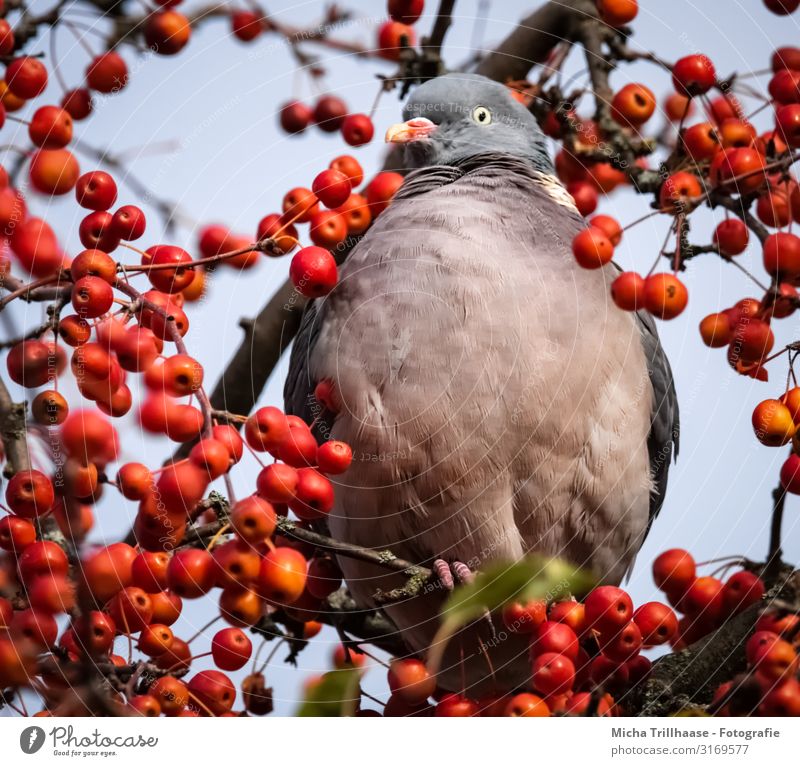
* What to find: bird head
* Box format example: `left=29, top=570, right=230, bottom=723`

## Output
left=386, top=73, right=552, bottom=172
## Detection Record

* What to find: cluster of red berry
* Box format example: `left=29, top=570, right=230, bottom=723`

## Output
left=0, top=396, right=358, bottom=714
left=279, top=95, right=375, bottom=148
left=343, top=585, right=682, bottom=717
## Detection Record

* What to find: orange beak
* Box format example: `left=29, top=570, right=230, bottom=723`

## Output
left=385, top=117, right=437, bottom=143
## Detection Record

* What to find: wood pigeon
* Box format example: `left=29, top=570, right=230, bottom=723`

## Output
left=285, top=73, right=679, bottom=695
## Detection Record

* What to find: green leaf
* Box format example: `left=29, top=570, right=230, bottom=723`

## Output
left=296, top=668, right=361, bottom=717
left=440, top=556, right=593, bottom=630
left=426, top=557, right=594, bottom=677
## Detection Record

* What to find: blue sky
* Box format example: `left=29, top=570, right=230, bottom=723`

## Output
left=4, top=0, right=800, bottom=713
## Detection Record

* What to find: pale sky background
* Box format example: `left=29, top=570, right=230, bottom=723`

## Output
left=4, top=0, right=800, bottom=714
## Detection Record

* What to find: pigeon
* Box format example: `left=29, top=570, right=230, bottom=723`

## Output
left=285, top=73, right=678, bottom=695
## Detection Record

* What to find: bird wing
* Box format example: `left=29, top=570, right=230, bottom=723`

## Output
left=636, top=307, right=680, bottom=536
left=284, top=298, right=336, bottom=435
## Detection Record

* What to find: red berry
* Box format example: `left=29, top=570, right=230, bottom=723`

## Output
left=231, top=10, right=262, bottom=42
left=765, top=0, right=800, bottom=14
left=388, top=0, right=425, bottom=24
left=341, top=113, right=375, bottom=146
left=504, top=693, right=550, bottom=717
left=611, top=271, right=645, bottom=311
left=5, top=470, right=54, bottom=518
left=611, top=82, right=655, bottom=126
left=584, top=586, right=634, bottom=636
left=187, top=670, right=235, bottom=715
left=256, top=547, right=307, bottom=604
left=722, top=571, right=765, bottom=614
left=62, top=88, right=93, bottom=120
left=279, top=100, right=313, bottom=134
left=211, top=627, right=252, bottom=671
left=312, top=169, right=352, bottom=209
left=29, top=149, right=80, bottom=196
left=5, top=57, right=48, bottom=99
left=316, top=440, right=353, bottom=474
left=289, top=468, right=334, bottom=521
left=86, top=52, right=128, bottom=94
left=144, top=10, right=191, bottom=56
left=245, top=406, right=289, bottom=453
left=643, top=273, right=688, bottom=320
left=71, top=276, right=114, bottom=318
left=76, top=171, right=118, bottom=211
left=598, top=621, right=643, bottom=663
left=377, top=20, right=416, bottom=60
left=0, top=20, right=15, bottom=56
left=0, top=515, right=36, bottom=552
left=290, top=246, right=338, bottom=297
left=501, top=600, right=547, bottom=633
left=29, top=106, right=73, bottom=149
left=435, top=694, right=478, bottom=717
left=652, top=548, right=696, bottom=593
left=763, top=231, right=800, bottom=278
left=79, top=211, right=120, bottom=252
left=597, top=0, right=638, bottom=26
left=257, top=463, right=298, bottom=504
left=713, top=218, right=748, bottom=256
left=532, top=652, right=575, bottom=696
left=312, top=95, right=347, bottom=132
left=633, top=601, right=678, bottom=646
left=387, top=658, right=435, bottom=704
left=776, top=103, right=800, bottom=147
left=530, top=621, right=579, bottom=661
left=672, top=54, right=717, bottom=97
left=230, top=496, right=276, bottom=543
left=572, top=227, right=614, bottom=269
left=167, top=549, right=216, bottom=599
left=111, top=205, right=146, bottom=240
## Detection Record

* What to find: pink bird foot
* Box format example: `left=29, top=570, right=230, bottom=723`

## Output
left=432, top=559, right=476, bottom=591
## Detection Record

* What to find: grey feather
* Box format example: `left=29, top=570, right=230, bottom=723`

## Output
left=636, top=309, right=680, bottom=536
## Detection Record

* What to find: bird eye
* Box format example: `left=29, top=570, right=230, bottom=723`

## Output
left=472, top=106, right=492, bottom=125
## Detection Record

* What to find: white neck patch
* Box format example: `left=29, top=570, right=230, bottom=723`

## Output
left=531, top=171, right=580, bottom=213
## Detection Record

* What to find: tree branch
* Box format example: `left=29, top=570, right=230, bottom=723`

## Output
left=475, top=0, right=594, bottom=82
left=0, top=374, right=30, bottom=477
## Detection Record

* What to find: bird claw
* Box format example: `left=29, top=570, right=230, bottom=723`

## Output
left=432, top=559, right=496, bottom=640
left=432, top=559, right=474, bottom=591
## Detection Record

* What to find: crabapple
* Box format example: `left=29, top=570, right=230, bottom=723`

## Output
left=597, top=0, right=638, bottom=26
left=341, top=113, right=375, bottom=146
left=611, top=271, right=645, bottom=311
left=86, top=52, right=128, bottom=93
left=5, top=470, right=55, bottom=518
left=633, top=601, right=678, bottom=646
left=572, top=227, right=614, bottom=269
left=256, top=547, right=307, bottom=604
left=713, top=219, right=748, bottom=255
left=611, top=83, right=655, bottom=126
left=5, top=57, right=48, bottom=98
left=312, top=95, right=347, bottom=132
left=290, top=246, right=338, bottom=297
left=312, top=168, right=352, bottom=209
left=187, top=670, right=235, bottom=715
left=211, top=627, right=252, bottom=671
left=643, top=273, right=688, bottom=320
left=672, top=54, right=717, bottom=96
left=167, top=549, right=216, bottom=599
left=584, top=585, right=634, bottom=635
left=499, top=693, right=548, bottom=717
left=29, top=106, right=73, bottom=149
left=532, top=652, right=575, bottom=696
left=530, top=621, right=580, bottom=661
left=752, top=399, right=796, bottom=446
